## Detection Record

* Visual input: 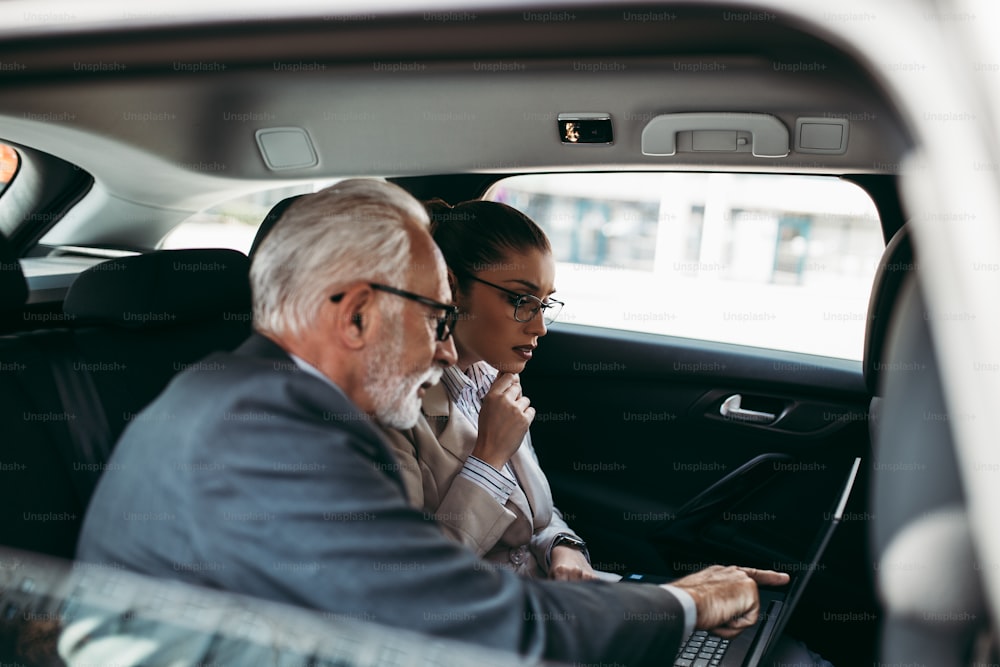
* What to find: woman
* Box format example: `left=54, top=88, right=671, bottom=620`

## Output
left=381, top=199, right=597, bottom=581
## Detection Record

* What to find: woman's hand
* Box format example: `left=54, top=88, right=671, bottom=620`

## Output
left=471, top=373, right=534, bottom=469
left=548, top=545, right=599, bottom=581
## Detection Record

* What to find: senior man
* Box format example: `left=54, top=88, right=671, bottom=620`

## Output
left=77, top=179, right=787, bottom=666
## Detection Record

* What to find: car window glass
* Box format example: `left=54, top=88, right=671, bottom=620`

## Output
left=159, top=180, right=344, bottom=253
left=486, top=173, right=882, bottom=360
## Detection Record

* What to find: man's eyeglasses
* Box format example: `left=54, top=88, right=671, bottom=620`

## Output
left=465, top=275, right=564, bottom=326
left=330, top=283, right=457, bottom=342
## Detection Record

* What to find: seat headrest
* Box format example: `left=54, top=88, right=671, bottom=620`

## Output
left=863, top=226, right=914, bottom=394
left=64, top=248, right=251, bottom=329
left=0, top=232, right=28, bottom=312
left=248, top=195, right=304, bottom=258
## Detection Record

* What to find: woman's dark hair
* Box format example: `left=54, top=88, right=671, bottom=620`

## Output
left=424, top=199, right=550, bottom=292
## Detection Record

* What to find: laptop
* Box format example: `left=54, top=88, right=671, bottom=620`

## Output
left=617, top=456, right=862, bottom=667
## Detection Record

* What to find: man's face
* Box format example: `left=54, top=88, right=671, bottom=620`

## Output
left=366, top=229, right=456, bottom=429
left=365, top=315, right=441, bottom=429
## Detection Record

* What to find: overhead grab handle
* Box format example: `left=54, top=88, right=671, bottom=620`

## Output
left=641, top=112, right=790, bottom=158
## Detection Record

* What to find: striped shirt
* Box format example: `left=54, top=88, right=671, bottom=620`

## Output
left=441, top=362, right=522, bottom=505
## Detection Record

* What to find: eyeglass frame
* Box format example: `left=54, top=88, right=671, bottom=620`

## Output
left=461, top=274, right=564, bottom=325
left=329, top=283, right=458, bottom=342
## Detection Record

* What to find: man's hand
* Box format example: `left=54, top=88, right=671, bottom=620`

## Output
left=548, top=545, right=599, bottom=581
left=665, top=565, right=790, bottom=638
left=471, top=373, right=534, bottom=469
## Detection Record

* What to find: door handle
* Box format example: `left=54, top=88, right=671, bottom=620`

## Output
left=719, top=394, right=776, bottom=424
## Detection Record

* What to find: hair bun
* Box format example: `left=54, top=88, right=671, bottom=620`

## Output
left=423, top=198, right=454, bottom=220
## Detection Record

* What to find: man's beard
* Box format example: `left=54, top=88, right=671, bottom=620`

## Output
left=366, top=324, right=442, bottom=429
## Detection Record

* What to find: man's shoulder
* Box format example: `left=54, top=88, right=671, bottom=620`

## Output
left=124, top=334, right=372, bottom=455
left=172, top=334, right=341, bottom=402
left=196, top=333, right=295, bottom=376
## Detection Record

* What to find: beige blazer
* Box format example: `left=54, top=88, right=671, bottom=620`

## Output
left=381, top=382, right=581, bottom=578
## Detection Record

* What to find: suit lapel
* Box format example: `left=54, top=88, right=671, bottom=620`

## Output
left=506, top=458, right=534, bottom=525
left=424, top=381, right=536, bottom=523
left=509, top=441, right=548, bottom=527
left=423, top=382, right=476, bottom=461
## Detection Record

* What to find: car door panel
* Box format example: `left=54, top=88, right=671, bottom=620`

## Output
left=522, top=325, right=872, bottom=578
left=523, top=325, right=876, bottom=659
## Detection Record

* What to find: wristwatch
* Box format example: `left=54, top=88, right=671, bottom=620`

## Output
left=548, top=534, right=590, bottom=569
left=552, top=534, right=587, bottom=552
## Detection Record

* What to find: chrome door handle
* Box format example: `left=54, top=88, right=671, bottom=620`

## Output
left=720, top=394, right=776, bottom=424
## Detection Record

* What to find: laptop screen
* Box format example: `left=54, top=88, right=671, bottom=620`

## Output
left=752, top=456, right=862, bottom=663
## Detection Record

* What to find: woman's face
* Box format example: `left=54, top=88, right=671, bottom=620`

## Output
left=453, top=247, right=556, bottom=373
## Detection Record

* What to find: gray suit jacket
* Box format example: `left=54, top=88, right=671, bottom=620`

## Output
left=382, top=382, right=581, bottom=577
left=77, top=334, right=684, bottom=665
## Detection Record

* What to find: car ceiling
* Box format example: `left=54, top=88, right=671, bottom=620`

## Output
left=0, top=3, right=911, bottom=216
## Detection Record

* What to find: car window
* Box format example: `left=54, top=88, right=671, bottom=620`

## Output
left=0, top=142, right=19, bottom=199
left=486, top=173, right=883, bottom=360
left=159, top=180, right=343, bottom=253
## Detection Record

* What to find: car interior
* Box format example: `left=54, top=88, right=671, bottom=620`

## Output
left=0, top=1, right=996, bottom=665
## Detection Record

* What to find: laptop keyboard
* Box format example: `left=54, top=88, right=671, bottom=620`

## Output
left=673, top=630, right=731, bottom=667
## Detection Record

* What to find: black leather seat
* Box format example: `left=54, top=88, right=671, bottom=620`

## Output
left=248, top=194, right=303, bottom=257
left=61, top=248, right=252, bottom=447
left=0, top=248, right=252, bottom=557
left=0, top=231, right=28, bottom=330
left=0, top=235, right=82, bottom=556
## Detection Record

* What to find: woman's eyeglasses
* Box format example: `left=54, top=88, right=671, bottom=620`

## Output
left=464, top=275, right=564, bottom=326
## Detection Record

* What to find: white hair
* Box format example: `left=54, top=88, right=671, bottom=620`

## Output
left=250, top=178, right=429, bottom=338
